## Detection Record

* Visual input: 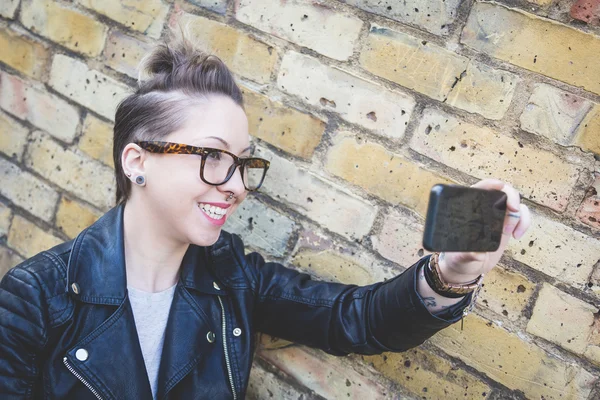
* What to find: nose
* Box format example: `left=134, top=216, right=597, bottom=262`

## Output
left=218, top=165, right=246, bottom=197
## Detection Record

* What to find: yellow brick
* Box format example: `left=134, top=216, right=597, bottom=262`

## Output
left=243, top=89, right=325, bottom=159
left=478, top=265, right=535, bottom=322
left=325, top=134, right=453, bottom=217
left=360, top=25, right=469, bottom=101
left=7, top=215, right=62, bottom=258
left=177, top=12, right=278, bottom=84
left=0, top=111, right=28, bottom=161
left=431, top=314, right=596, bottom=399
left=103, top=30, right=154, bottom=79
left=411, top=108, right=582, bottom=212
left=462, top=2, right=600, bottom=95
left=527, top=284, right=599, bottom=362
left=0, top=26, right=49, bottom=79
left=79, top=114, right=114, bottom=168
left=362, top=347, right=491, bottom=399
left=55, top=197, right=101, bottom=239
left=0, top=203, right=11, bottom=237
left=0, top=1, right=19, bottom=19
left=445, top=61, right=519, bottom=120
left=574, top=104, right=600, bottom=155
left=0, top=245, right=24, bottom=278
left=76, top=0, right=169, bottom=39
left=292, top=250, right=377, bottom=285
left=20, top=0, right=108, bottom=57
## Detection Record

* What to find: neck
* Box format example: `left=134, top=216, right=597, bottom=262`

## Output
left=122, top=199, right=188, bottom=293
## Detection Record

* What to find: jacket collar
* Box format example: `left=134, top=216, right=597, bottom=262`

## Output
left=67, top=204, right=224, bottom=304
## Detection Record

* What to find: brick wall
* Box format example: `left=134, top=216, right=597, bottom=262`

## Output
left=1, top=0, right=599, bottom=398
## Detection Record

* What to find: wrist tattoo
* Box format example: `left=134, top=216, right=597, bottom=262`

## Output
left=439, top=252, right=445, bottom=262
left=422, top=296, right=437, bottom=307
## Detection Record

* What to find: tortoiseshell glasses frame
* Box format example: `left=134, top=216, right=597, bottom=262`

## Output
left=135, top=141, right=270, bottom=191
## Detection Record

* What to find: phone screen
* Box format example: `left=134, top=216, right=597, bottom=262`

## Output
left=423, top=184, right=507, bottom=252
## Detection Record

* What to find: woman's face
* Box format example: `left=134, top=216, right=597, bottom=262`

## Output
left=140, top=94, right=251, bottom=247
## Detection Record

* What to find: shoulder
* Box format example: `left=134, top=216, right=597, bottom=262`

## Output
left=209, top=230, right=262, bottom=291
left=1, top=240, right=73, bottom=326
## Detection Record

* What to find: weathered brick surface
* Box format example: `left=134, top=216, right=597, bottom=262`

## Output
left=103, top=30, right=153, bottom=79
left=279, top=52, right=415, bottom=140
left=0, top=245, right=23, bottom=277
left=49, top=54, right=130, bottom=121
left=326, top=133, right=453, bottom=217
left=461, top=2, right=600, bottom=95
left=571, top=0, right=600, bottom=25
left=235, top=0, right=363, bottom=61
left=76, top=0, right=169, bottom=39
left=0, top=158, right=59, bottom=222
left=360, top=25, right=469, bottom=102
left=256, top=146, right=377, bottom=241
left=247, top=363, right=312, bottom=400
left=243, top=89, right=325, bottom=159
left=478, top=265, right=535, bottom=322
left=186, top=0, right=228, bottom=14
left=79, top=114, right=114, bottom=168
left=0, top=25, right=49, bottom=80
left=0, top=110, right=28, bottom=161
left=20, top=0, right=107, bottom=56
left=520, top=83, right=593, bottom=146
left=362, top=347, right=491, bottom=399
left=0, top=1, right=19, bottom=19
left=223, top=196, right=295, bottom=257
left=341, top=0, right=461, bottom=36
left=55, top=197, right=102, bottom=239
left=411, top=108, right=582, bottom=212
left=507, top=209, right=600, bottom=289
left=431, top=314, right=597, bottom=400
left=7, top=215, right=62, bottom=258
left=291, top=229, right=394, bottom=285
left=371, top=208, right=428, bottom=268
left=574, top=103, right=600, bottom=155
left=257, top=345, right=393, bottom=399
left=527, top=283, right=600, bottom=364
left=445, top=61, right=519, bottom=120
left=0, top=71, right=80, bottom=143
left=576, top=172, right=600, bottom=229
left=0, top=203, right=11, bottom=238
left=25, top=132, right=115, bottom=211
left=174, top=12, right=278, bottom=84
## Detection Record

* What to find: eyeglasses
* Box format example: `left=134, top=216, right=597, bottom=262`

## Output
left=135, top=141, right=270, bottom=191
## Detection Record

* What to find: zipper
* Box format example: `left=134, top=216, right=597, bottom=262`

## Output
left=217, top=296, right=237, bottom=400
left=63, top=357, right=104, bottom=400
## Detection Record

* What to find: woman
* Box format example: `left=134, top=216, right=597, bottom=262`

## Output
left=0, top=34, right=530, bottom=399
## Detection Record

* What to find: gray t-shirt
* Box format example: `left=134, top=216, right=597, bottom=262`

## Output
left=128, top=284, right=177, bottom=400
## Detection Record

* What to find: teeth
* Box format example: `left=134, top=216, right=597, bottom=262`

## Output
left=198, top=203, right=227, bottom=219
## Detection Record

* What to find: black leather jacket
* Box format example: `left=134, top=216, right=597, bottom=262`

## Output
left=0, top=205, right=470, bottom=399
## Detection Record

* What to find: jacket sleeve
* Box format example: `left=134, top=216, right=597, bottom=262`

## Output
left=245, top=249, right=471, bottom=356
left=0, top=262, right=48, bottom=399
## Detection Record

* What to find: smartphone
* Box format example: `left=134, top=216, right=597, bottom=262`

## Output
left=422, top=184, right=507, bottom=252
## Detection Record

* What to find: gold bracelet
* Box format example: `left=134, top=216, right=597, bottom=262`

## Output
left=428, top=252, right=484, bottom=296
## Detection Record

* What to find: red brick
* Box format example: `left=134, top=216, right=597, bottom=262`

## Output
left=571, top=0, right=600, bottom=25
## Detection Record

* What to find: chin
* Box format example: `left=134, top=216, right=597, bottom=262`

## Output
left=189, top=230, right=222, bottom=248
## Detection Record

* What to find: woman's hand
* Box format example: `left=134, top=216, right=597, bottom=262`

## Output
left=437, top=179, right=532, bottom=284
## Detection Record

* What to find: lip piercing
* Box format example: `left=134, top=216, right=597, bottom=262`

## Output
left=227, top=192, right=235, bottom=200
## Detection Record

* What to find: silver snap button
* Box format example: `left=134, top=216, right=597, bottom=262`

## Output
left=233, top=328, right=242, bottom=337
left=71, top=283, right=80, bottom=295
left=213, top=281, right=221, bottom=290
left=206, top=331, right=216, bottom=343
left=75, top=348, right=88, bottom=361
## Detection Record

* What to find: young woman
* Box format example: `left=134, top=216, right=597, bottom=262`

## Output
left=0, top=35, right=530, bottom=399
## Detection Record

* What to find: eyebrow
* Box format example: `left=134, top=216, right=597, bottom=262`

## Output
left=204, top=136, right=253, bottom=154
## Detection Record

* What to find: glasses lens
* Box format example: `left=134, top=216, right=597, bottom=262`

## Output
left=202, top=150, right=236, bottom=184
left=242, top=159, right=268, bottom=190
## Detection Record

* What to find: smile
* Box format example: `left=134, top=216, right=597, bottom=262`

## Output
left=198, top=203, right=228, bottom=220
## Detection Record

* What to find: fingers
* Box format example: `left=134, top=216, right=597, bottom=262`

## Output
left=501, top=183, right=521, bottom=212
left=513, top=203, right=531, bottom=240
left=470, top=178, right=505, bottom=190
